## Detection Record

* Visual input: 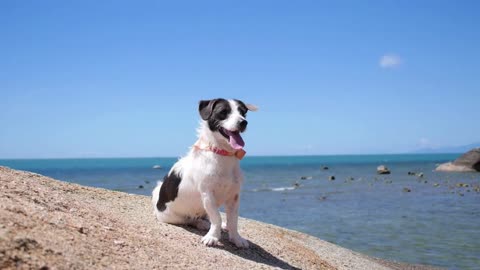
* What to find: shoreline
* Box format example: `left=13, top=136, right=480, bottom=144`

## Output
left=0, top=166, right=441, bottom=269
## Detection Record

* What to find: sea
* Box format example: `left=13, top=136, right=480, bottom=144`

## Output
left=1, top=154, right=479, bottom=270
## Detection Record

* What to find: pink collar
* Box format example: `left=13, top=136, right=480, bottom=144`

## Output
left=193, top=139, right=246, bottom=160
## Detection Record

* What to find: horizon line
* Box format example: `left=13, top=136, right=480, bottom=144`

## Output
left=0, top=152, right=463, bottom=160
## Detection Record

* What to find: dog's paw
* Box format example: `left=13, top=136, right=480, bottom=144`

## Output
left=229, top=235, right=249, bottom=248
left=201, top=234, right=220, bottom=247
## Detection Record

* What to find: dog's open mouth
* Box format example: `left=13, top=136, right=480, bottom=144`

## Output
left=219, top=128, right=245, bottom=150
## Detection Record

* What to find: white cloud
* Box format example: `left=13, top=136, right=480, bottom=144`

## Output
left=379, top=54, right=402, bottom=68
left=418, top=138, right=432, bottom=148
left=416, top=137, right=441, bottom=150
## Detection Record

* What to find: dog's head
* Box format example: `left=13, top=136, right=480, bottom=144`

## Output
left=199, top=98, right=257, bottom=150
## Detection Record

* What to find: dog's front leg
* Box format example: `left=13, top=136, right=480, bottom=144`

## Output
left=200, top=191, right=222, bottom=246
left=225, top=194, right=249, bottom=248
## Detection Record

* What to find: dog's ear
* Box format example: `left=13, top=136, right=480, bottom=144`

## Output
left=199, top=99, right=218, bottom=120
left=246, top=104, right=259, bottom=112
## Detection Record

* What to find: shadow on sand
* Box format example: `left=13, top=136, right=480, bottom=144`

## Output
left=181, top=225, right=301, bottom=270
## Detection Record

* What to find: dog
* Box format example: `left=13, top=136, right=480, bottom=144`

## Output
left=152, top=98, right=257, bottom=248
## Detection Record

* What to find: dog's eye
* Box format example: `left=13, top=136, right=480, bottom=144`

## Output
left=218, top=109, right=228, bottom=119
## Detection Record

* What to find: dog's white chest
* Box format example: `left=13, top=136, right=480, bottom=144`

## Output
left=210, top=173, right=241, bottom=206
left=197, top=154, right=243, bottom=204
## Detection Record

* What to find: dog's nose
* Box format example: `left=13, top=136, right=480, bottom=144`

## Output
left=239, top=120, right=248, bottom=130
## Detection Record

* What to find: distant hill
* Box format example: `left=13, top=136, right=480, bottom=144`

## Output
left=413, top=143, right=480, bottom=154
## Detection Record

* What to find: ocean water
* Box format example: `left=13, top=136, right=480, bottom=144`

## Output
left=1, top=154, right=479, bottom=269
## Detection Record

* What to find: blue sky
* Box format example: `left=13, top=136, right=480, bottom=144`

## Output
left=1, top=1, right=479, bottom=158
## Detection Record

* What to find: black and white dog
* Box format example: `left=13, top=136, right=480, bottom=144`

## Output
left=152, top=98, right=257, bottom=248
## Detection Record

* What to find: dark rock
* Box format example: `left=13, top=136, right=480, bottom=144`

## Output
left=329, top=176, right=335, bottom=181
left=138, top=185, right=144, bottom=189
left=407, top=171, right=416, bottom=175
left=144, top=180, right=150, bottom=184
left=436, top=148, right=480, bottom=172
left=454, top=148, right=480, bottom=169
left=377, top=165, right=391, bottom=175
left=403, top=187, right=411, bottom=193
left=300, top=176, right=313, bottom=180
left=416, top=173, right=424, bottom=178
left=321, top=166, right=329, bottom=170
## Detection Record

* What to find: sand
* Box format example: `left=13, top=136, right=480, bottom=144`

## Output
left=0, top=166, right=441, bottom=270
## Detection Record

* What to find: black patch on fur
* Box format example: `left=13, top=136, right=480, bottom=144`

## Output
left=234, top=99, right=248, bottom=117
left=156, top=171, right=182, bottom=212
left=199, top=99, right=217, bottom=120
left=198, top=98, right=232, bottom=132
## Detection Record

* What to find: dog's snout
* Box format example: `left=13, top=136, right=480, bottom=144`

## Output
left=239, top=120, right=248, bottom=130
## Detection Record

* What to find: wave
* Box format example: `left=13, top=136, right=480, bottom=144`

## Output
left=252, top=186, right=297, bottom=192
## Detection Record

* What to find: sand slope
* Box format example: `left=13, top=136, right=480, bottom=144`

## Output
left=0, top=167, right=439, bottom=270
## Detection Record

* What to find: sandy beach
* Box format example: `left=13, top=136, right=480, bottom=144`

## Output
left=0, top=166, right=441, bottom=269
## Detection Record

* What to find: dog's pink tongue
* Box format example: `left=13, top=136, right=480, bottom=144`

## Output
left=227, top=131, right=245, bottom=150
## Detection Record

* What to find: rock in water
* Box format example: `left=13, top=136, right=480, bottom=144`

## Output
left=436, top=148, right=480, bottom=172
left=454, top=148, right=480, bottom=170
left=377, top=165, right=391, bottom=175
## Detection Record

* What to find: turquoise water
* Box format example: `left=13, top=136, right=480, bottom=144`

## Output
left=1, top=154, right=479, bottom=269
